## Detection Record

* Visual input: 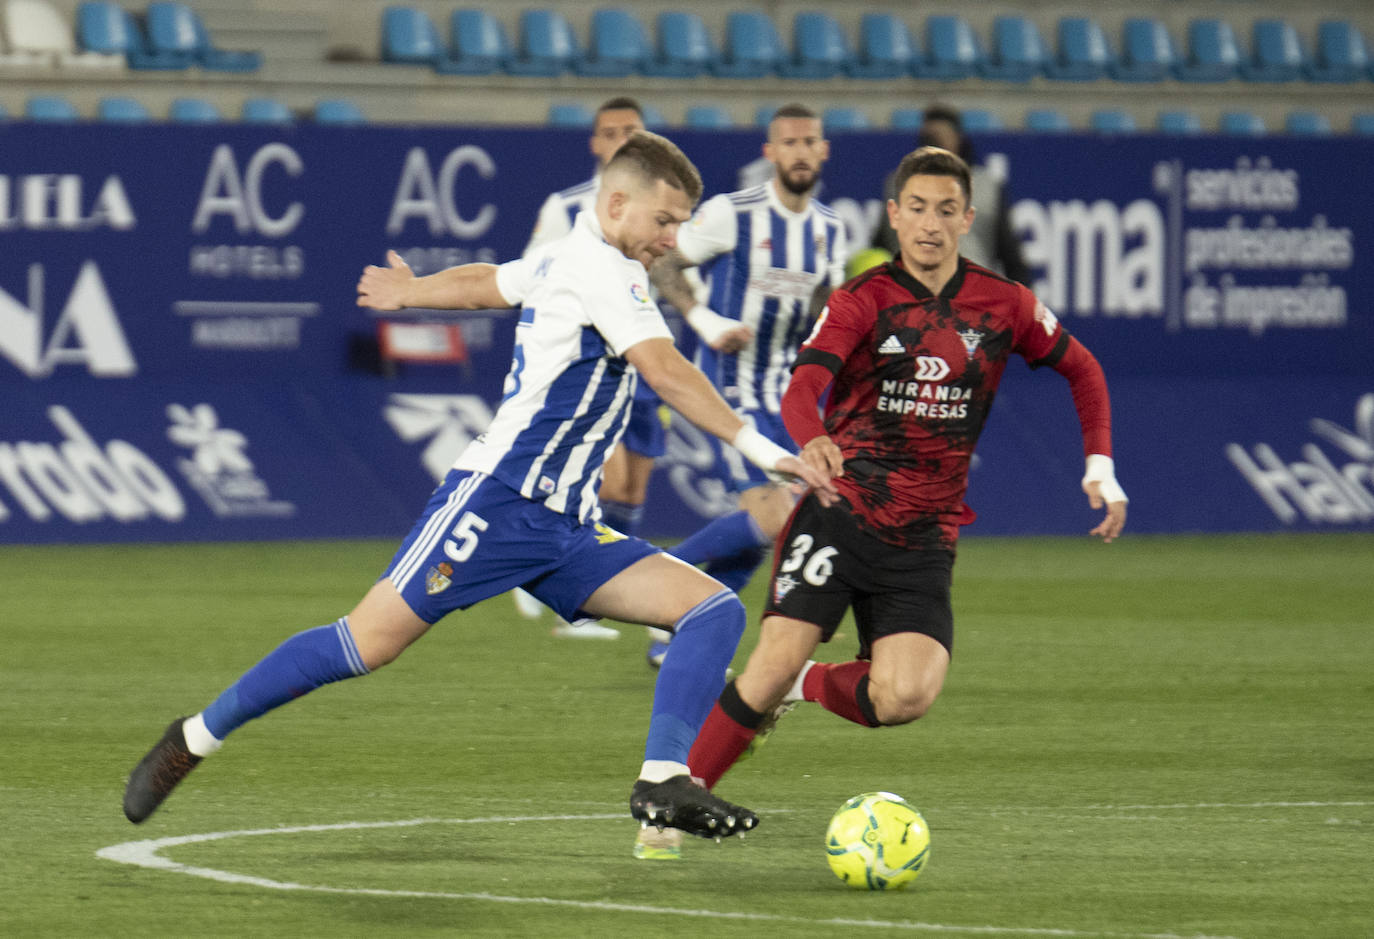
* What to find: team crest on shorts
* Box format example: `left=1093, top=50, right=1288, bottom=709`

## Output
left=425, top=562, right=453, bottom=595
left=772, top=573, right=800, bottom=604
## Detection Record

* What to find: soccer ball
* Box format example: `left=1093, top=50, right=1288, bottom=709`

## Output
left=825, top=791, right=930, bottom=890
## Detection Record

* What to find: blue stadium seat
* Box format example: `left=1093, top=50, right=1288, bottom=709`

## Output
left=381, top=6, right=443, bottom=66
left=577, top=8, right=650, bottom=77
left=713, top=11, right=784, bottom=78
left=547, top=102, right=593, bottom=127
left=146, top=2, right=260, bottom=71
left=1045, top=17, right=1112, bottom=81
left=1090, top=109, right=1137, bottom=134
left=914, top=15, right=984, bottom=80
left=959, top=109, right=1004, bottom=133
left=169, top=97, right=222, bottom=123
left=0, top=103, right=8, bottom=120
left=25, top=94, right=80, bottom=121
left=444, top=9, right=511, bottom=75
left=241, top=97, right=293, bottom=124
left=1175, top=19, right=1240, bottom=82
left=77, top=1, right=181, bottom=68
left=507, top=8, right=579, bottom=76
left=1351, top=113, right=1374, bottom=135
left=981, top=15, right=1048, bottom=82
left=1219, top=111, right=1266, bottom=135
left=1283, top=111, right=1332, bottom=135
left=1240, top=19, right=1306, bottom=82
left=98, top=96, right=150, bottom=122
left=1156, top=109, right=1202, bottom=134
left=1024, top=108, right=1071, bottom=132
left=822, top=107, right=870, bottom=132
left=315, top=99, right=365, bottom=124
left=684, top=105, right=732, bottom=129
left=754, top=104, right=779, bottom=127
left=644, top=11, right=716, bottom=77
left=1306, top=21, right=1370, bottom=82
left=1111, top=17, right=1176, bottom=82
left=849, top=13, right=916, bottom=79
left=890, top=107, right=923, bottom=131
left=640, top=104, right=667, bottom=129
left=782, top=11, right=851, bottom=79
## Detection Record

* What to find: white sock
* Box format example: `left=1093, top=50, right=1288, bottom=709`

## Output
left=645, top=626, right=671, bottom=643
left=784, top=661, right=816, bottom=703
left=182, top=713, right=224, bottom=757
left=639, top=759, right=689, bottom=783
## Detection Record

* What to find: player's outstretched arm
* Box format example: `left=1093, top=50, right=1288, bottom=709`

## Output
left=1081, top=454, right=1128, bottom=543
left=650, top=250, right=752, bottom=353
left=356, top=250, right=510, bottom=312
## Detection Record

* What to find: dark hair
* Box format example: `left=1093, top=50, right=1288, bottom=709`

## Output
left=918, top=103, right=975, bottom=162
left=605, top=130, right=703, bottom=205
left=597, top=96, right=643, bottom=118
left=892, top=146, right=972, bottom=206
left=770, top=102, right=819, bottom=123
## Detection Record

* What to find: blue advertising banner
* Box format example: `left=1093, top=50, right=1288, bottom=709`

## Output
left=2, top=124, right=1370, bottom=544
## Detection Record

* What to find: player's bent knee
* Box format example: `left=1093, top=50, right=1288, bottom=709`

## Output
left=872, top=686, right=940, bottom=726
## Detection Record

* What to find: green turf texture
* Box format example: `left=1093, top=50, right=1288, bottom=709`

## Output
left=2, top=533, right=1371, bottom=938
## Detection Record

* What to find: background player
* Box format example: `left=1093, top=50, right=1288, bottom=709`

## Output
left=122, top=132, right=837, bottom=842
left=686, top=145, right=1128, bottom=801
left=645, top=103, right=847, bottom=665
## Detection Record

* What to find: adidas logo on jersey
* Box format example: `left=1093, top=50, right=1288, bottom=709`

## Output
left=878, top=335, right=904, bottom=354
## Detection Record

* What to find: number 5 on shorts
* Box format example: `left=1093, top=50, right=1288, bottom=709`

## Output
left=444, top=511, right=489, bottom=563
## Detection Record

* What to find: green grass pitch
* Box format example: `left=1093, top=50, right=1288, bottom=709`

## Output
left=2, top=533, right=1371, bottom=938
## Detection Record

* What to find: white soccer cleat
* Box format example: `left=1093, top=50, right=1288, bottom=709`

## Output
left=512, top=588, right=544, bottom=620
left=551, top=616, right=620, bottom=640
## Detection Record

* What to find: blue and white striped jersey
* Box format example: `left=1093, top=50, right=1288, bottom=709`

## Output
left=524, top=175, right=599, bottom=254
left=455, top=212, right=672, bottom=521
left=676, top=182, right=847, bottom=415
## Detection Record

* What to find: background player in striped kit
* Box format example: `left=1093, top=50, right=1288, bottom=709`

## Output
left=121, top=132, right=838, bottom=842
left=645, top=103, right=847, bottom=665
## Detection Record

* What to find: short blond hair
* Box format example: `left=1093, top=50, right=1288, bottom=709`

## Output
left=604, top=130, right=703, bottom=206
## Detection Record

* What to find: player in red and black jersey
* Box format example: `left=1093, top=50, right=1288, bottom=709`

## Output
left=687, top=147, right=1128, bottom=795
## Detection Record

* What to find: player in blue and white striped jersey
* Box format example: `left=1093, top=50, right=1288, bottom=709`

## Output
left=648, top=104, right=848, bottom=662
left=121, top=132, right=839, bottom=844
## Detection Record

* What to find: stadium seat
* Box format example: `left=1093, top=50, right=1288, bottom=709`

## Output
left=5, top=0, right=119, bottom=67
left=1045, top=16, right=1112, bottom=81
left=981, top=15, right=1048, bottom=82
left=713, top=10, right=784, bottom=78
left=1090, top=109, right=1137, bottom=134
left=1175, top=19, right=1240, bottom=82
left=640, top=104, right=667, bottom=129
left=97, top=95, right=149, bottom=122
left=241, top=97, right=293, bottom=124
left=849, top=12, right=916, bottom=79
left=822, top=107, right=870, bottom=132
left=1351, top=113, right=1374, bottom=136
left=890, top=107, right=923, bottom=131
left=684, top=104, right=731, bottom=129
left=445, top=9, right=511, bottom=75
left=782, top=11, right=851, bottom=79
left=914, top=15, right=984, bottom=80
left=1240, top=19, right=1306, bottom=82
left=146, top=2, right=259, bottom=71
left=168, top=97, right=221, bottom=123
left=644, top=11, right=716, bottom=77
left=1111, top=17, right=1176, bottom=82
left=381, top=6, right=444, bottom=66
left=754, top=103, right=779, bottom=127
left=507, top=8, right=579, bottom=76
left=959, top=109, right=1003, bottom=132
left=1306, top=21, right=1370, bottom=82
left=1024, top=108, right=1070, bottom=132
left=1283, top=111, right=1332, bottom=135
left=548, top=102, right=592, bottom=126
left=1156, top=109, right=1202, bottom=134
left=577, top=7, right=650, bottom=77
left=76, top=1, right=180, bottom=68
left=24, top=94, right=79, bottom=120
left=314, top=98, right=366, bottom=124
left=1219, top=111, right=1266, bottom=135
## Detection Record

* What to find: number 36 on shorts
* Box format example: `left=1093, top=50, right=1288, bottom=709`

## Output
left=779, top=534, right=838, bottom=586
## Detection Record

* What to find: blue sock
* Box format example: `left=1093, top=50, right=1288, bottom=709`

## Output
left=201, top=618, right=369, bottom=740
left=643, top=590, right=745, bottom=764
left=670, top=510, right=769, bottom=567
left=704, top=546, right=768, bottom=593
left=600, top=499, right=644, bottom=537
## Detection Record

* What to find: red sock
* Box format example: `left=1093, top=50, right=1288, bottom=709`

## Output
left=802, top=660, right=880, bottom=727
left=688, top=681, right=764, bottom=789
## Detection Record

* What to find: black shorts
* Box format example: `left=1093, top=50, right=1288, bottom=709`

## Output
left=764, top=494, right=955, bottom=656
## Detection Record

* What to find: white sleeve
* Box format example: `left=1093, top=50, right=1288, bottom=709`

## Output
left=494, top=255, right=533, bottom=307
left=584, top=264, right=673, bottom=356
left=674, top=194, right=738, bottom=265
left=827, top=216, right=849, bottom=288
left=524, top=193, right=573, bottom=255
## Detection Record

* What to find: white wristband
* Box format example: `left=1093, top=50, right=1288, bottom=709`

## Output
left=686, top=304, right=741, bottom=347
left=1082, top=453, right=1128, bottom=504
left=732, top=425, right=791, bottom=476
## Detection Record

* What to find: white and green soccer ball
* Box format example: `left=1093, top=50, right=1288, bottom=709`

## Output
left=825, top=791, right=930, bottom=890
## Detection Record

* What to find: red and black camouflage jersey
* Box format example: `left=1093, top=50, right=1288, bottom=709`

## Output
left=791, top=257, right=1071, bottom=550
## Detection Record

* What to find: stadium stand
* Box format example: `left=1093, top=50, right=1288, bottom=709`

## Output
left=380, top=6, right=444, bottom=67
left=1090, top=108, right=1137, bottom=133
left=784, top=11, right=851, bottom=80
left=890, top=107, right=923, bottom=131
left=1352, top=113, right=1374, bottom=135
left=822, top=106, right=870, bottom=131
left=1219, top=110, right=1267, bottom=135
left=1305, top=20, right=1369, bottom=83
left=959, top=108, right=1004, bottom=132
left=1111, top=17, right=1176, bottom=82
left=1024, top=108, right=1071, bottom=132
left=1046, top=16, right=1112, bottom=81
left=1156, top=109, right=1203, bottom=134
left=713, top=10, right=784, bottom=78
left=145, top=2, right=259, bottom=71
left=982, top=15, right=1048, bottom=83
left=97, top=95, right=149, bottom=121
left=684, top=104, right=732, bottom=129
left=314, top=98, right=365, bottom=124
left=447, top=9, right=510, bottom=75
left=241, top=96, right=293, bottom=124
left=168, top=96, right=220, bottom=122
left=75, top=1, right=183, bottom=69
left=915, top=15, right=983, bottom=80
left=1284, top=110, right=1333, bottom=135
left=849, top=12, right=915, bottom=80
left=577, top=7, right=650, bottom=78
left=5, top=0, right=119, bottom=67
left=644, top=11, right=716, bottom=78
left=506, top=8, right=579, bottom=77
left=1176, top=18, right=1241, bottom=82
left=547, top=101, right=592, bottom=126
left=1241, top=19, right=1306, bottom=82
left=25, top=93, right=79, bottom=120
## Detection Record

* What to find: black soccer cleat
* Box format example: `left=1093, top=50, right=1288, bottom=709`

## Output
left=630, top=775, right=759, bottom=839
left=123, top=717, right=201, bottom=823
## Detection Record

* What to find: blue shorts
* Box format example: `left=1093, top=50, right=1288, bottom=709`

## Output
left=702, top=409, right=795, bottom=494
left=621, top=391, right=667, bottom=459
left=386, top=470, right=659, bottom=624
